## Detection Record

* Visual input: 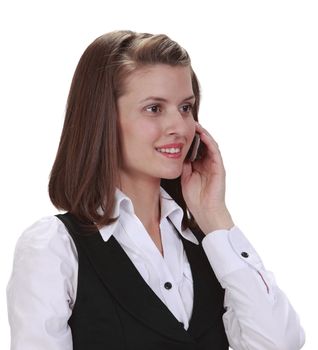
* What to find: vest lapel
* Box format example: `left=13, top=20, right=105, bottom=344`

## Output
left=58, top=213, right=193, bottom=344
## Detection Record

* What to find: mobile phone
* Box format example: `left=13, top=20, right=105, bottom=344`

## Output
left=187, top=133, right=203, bottom=162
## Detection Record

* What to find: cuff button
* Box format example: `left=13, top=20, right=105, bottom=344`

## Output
left=164, top=282, right=172, bottom=290
left=241, top=251, right=249, bottom=258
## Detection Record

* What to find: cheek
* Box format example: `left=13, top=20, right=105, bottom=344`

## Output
left=142, top=123, right=162, bottom=143
left=187, top=119, right=196, bottom=139
left=122, top=120, right=161, bottom=148
left=135, top=118, right=162, bottom=138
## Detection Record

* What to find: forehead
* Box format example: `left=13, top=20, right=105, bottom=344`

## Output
left=121, top=64, right=193, bottom=99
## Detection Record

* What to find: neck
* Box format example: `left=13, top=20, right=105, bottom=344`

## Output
left=118, top=173, right=161, bottom=229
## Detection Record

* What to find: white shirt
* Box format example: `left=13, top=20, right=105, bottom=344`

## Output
left=6, top=187, right=305, bottom=350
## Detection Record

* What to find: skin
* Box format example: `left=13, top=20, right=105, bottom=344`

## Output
left=117, top=64, right=234, bottom=253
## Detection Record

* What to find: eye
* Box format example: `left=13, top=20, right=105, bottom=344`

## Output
left=180, top=104, right=193, bottom=113
left=145, top=104, right=161, bottom=113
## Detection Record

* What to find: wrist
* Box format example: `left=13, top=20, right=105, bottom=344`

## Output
left=195, top=207, right=234, bottom=235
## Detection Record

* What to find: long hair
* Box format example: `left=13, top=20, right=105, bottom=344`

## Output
left=49, top=30, right=201, bottom=229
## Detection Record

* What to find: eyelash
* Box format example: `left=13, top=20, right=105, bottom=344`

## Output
left=145, top=104, right=193, bottom=114
left=180, top=104, right=193, bottom=113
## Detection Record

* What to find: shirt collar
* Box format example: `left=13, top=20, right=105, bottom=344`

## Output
left=99, top=187, right=198, bottom=245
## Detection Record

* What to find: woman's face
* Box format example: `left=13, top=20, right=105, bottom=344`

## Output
left=117, top=64, right=196, bottom=183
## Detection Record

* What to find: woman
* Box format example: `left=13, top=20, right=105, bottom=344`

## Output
left=7, top=30, right=305, bottom=349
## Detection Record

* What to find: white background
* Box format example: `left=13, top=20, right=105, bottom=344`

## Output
left=0, top=0, right=317, bottom=348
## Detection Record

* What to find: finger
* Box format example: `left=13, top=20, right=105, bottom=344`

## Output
left=197, top=131, right=225, bottom=169
left=195, top=122, right=219, bottom=148
left=195, top=125, right=220, bottom=155
left=200, top=132, right=221, bottom=157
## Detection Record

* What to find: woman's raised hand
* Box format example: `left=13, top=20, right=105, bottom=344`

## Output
left=181, top=123, right=234, bottom=234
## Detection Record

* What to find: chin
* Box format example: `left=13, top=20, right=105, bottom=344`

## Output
left=161, top=175, right=180, bottom=180
left=160, top=169, right=183, bottom=180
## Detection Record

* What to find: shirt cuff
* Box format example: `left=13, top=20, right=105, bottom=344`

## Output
left=202, top=226, right=265, bottom=282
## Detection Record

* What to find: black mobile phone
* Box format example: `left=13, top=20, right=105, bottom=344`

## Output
left=187, top=133, right=204, bottom=162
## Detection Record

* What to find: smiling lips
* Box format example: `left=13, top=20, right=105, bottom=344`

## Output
left=155, top=143, right=183, bottom=158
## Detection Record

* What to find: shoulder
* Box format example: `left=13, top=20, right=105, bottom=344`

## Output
left=7, top=216, right=78, bottom=340
left=14, top=215, right=78, bottom=264
left=8, top=215, right=78, bottom=301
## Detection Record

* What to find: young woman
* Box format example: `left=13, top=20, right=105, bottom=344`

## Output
left=7, top=30, right=305, bottom=350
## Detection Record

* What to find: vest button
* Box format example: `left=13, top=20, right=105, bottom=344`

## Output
left=241, top=251, right=249, bottom=258
left=164, top=282, right=172, bottom=290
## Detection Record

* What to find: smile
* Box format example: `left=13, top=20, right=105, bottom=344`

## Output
left=156, top=147, right=181, bottom=154
left=155, top=143, right=184, bottom=159
left=155, top=147, right=182, bottom=159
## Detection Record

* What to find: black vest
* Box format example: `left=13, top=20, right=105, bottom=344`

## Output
left=56, top=213, right=229, bottom=350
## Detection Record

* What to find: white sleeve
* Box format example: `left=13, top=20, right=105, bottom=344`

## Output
left=202, top=226, right=305, bottom=350
left=6, top=216, right=78, bottom=350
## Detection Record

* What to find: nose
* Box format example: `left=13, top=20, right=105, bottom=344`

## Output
left=164, top=108, right=193, bottom=136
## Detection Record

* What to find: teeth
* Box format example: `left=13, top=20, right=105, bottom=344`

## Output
left=157, top=148, right=181, bottom=154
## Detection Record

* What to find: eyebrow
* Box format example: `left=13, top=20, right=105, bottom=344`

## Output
left=139, top=95, right=196, bottom=104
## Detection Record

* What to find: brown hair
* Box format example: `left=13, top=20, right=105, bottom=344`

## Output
left=49, top=30, right=201, bottom=229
